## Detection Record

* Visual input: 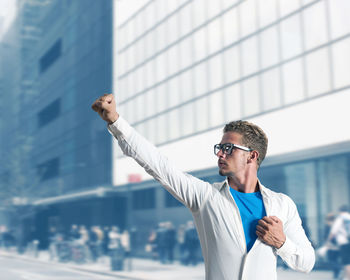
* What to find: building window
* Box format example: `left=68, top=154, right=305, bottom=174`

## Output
left=280, top=14, right=302, bottom=60
left=132, top=188, right=155, bottom=210
left=37, top=157, right=60, bottom=181
left=38, top=99, right=61, bottom=128
left=305, top=47, right=331, bottom=97
left=332, top=37, right=350, bottom=89
left=282, top=58, right=305, bottom=104
left=39, top=39, right=62, bottom=73
left=261, top=68, right=281, bottom=111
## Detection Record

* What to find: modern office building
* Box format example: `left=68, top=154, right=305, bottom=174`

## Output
left=0, top=0, right=115, bottom=244
left=112, top=0, right=350, bottom=249
left=20, top=0, right=113, bottom=196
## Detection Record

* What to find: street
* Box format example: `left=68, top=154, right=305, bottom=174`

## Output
left=0, top=251, right=335, bottom=280
left=0, top=255, right=122, bottom=280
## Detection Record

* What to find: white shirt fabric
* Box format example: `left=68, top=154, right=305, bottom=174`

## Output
left=108, top=116, right=315, bottom=280
left=330, top=212, right=350, bottom=245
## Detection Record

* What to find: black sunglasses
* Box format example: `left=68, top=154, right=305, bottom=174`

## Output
left=214, top=143, right=252, bottom=155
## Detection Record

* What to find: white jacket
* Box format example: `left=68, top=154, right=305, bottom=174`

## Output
left=108, top=116, right=315, bottom=280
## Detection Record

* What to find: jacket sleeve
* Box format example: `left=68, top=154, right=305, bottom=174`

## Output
left=275, top=195, right=315, bottom=273
left=107, top=116, right=211, bottom=212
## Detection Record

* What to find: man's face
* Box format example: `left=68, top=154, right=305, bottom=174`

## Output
left=217, top=132, right=250, bottom=178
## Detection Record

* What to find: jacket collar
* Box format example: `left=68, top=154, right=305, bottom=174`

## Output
left=221, top=178, right=271, bottom=197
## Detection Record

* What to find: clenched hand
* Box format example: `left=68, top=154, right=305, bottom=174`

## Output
left=91, top=94, right=119, bottom=124
left=256, top=216, right=286, bottom=249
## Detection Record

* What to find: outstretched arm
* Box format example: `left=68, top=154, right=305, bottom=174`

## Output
left=91, top=94, right=211, bottom=211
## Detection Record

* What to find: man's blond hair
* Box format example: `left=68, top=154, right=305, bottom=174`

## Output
left=223, top=120, right=268, bottom=168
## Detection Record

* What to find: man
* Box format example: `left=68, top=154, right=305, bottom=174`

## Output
left=327, top=205, right=350, bottom=280
left=184, top=220, right=200, bottom=266
left=92, top=94, right=315, bottom=280
left=155, top=222, right=168, bottom=264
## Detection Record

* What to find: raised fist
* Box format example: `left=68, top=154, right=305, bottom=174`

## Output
left=91, top=94, right=119, bottom=124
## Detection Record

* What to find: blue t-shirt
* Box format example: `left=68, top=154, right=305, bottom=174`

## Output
left=230, top=187, right=266, bottom=252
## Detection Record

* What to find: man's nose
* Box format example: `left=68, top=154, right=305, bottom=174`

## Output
left=216, top=149, right=226, bottom=158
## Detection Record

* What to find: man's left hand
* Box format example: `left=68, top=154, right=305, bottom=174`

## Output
left=256, top=216, right=286, bottom=249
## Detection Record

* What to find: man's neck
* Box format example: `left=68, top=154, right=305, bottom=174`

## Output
left=228, top=175, right=259, bottom=193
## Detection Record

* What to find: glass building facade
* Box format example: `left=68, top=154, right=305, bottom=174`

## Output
left=0, top=0, right=113, bottom=202
left=31, top=0, right=113, bottom=196
left=112, top=0, right=350, bottom=248
left=115, top=0, right=350, bottom=146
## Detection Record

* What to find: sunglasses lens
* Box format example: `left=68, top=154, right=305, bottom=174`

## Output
left=214, top=145, right=220, bottom=155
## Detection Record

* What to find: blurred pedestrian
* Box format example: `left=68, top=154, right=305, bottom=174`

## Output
left=165, top=222, right=176, bottom=264
left=79, top=225, right=89, bottom=245
left=121, top=229, right=131, bottom=270
left=95, top=226, right=104, bottom=259
left=108, top=226, right=124, bottom=270
left=0, top=225, right=14, bottom=250
left=78, top=225, right=90, bottom=260
left=324, top=213, right=341, bottom=279
left=102, top=226, right=110, bottom=256
left=88, top=226, right=99, bottom=262
left=147, top=228, right=158, bottom=260
left=327, top=205, right=350, bottom=280
left=120, top=229, right=130, bottom=257
left=108, top=226, right=121, bottom=250
left=49, top=227, right=67, bottom=261
left=48, top=227, right=60, bottom=261
left=177, top=224, right=187, bottom=265
left=68, top=224, right=80, bottom=241
left=184, top=221, right=200, bottom=266
left=156, top=222, right=167, bottom=264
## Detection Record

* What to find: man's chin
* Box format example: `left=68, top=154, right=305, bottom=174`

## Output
left=219, top=169, right=233, bottom=177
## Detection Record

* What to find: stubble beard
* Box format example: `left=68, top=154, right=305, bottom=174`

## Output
left=219, top=168, right=234, bottom=177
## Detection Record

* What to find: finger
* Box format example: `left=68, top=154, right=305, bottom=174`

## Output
left=92, top=102, right=105, bottom=120
left=91, top=101, right=101, bottom=112
left=262, top=217, right=274, bottom=225
left=100, top=93, right=113, bottom=103
left=99, top=94, right=107, bottom=102
left=93, top=98, right=110, bottom=111
left=258, top=219, right=269, bottom=229
left=94, top=107, right=104, bottom=118
left=104, top=93, right=113, bottom=103
left=256, top=225, right=265, bottom=234
left=256, top=231, right=265, bottom=240
left=270, top=216, right=281, bottom=223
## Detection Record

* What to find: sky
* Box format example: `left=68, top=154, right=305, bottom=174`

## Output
left=0, top=0, right=17, bottom=39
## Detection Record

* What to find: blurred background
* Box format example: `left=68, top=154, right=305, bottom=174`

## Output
left=0, top=0, right=350, bottom=279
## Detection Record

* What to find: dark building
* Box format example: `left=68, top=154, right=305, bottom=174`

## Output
left=0, top=0, right=114, bottom=247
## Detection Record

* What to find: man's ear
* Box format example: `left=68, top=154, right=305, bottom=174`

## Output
left=248, top=150, right=259, bottom=163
